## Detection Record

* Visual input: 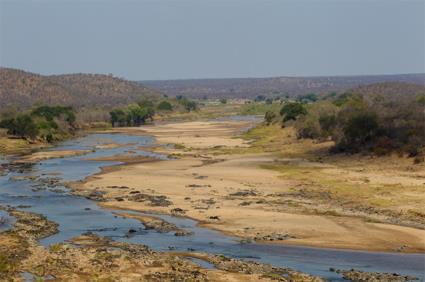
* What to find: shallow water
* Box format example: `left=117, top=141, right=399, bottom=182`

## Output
left=0, top=209, right=15, bottom=231
left=0, top=132, right=424, bottom=281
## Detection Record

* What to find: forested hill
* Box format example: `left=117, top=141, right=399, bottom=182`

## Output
left=0, top=68, right=160, bottom=110
left=142, top=74, right=425, bottom=99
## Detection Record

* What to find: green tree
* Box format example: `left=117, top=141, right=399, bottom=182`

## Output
left=157, top=100, right=173, bottom=111
left=280, top=102, right=307, bottom=122
left=0, top=114, right=39, bottom=139
left=342, top=112, right=379, bottom=150
left=110, top=109, right=127, bottom=127
left=264, top=110, right=276, bottom=125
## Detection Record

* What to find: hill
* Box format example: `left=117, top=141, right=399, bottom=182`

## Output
left=0, top=68, right=160, bottom=111
left=142, top=74, right=425, bottom=99
left=347, top=82, right=425, bottom=98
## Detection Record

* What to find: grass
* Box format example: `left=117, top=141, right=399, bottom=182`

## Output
left=260, top=161, right=419, bottom=211
left=156, top=100, right=277, bottom=122
left=156, top=101, right=244, bottom=122
left=213, top=121, right=425, bottom=221
left=0, top=137, right=34, bottom=154
left=238, top=102, right=280, bottom=116
left=49, top=243, right=62, bottom=253
left=0, top=254, right=14, bottom=277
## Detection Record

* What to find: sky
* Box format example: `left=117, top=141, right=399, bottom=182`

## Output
left=0, top=0, right=424, bottom=80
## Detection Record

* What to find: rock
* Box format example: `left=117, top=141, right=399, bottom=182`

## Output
left=171, top=208, right=186, bottom=214
left=336, top=268, right=418, bottom=282
left=229, top=190, right=257, bottom=197
left=253, top=233, right=295, bottom=241
left=128, top=193, right=172, bottom=207
left=174, top=230, right=193, bottom=236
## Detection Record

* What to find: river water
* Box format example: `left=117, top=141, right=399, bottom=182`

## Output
left=0, top=132, right=423, bottom=281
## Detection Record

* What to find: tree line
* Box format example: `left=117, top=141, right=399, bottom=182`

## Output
left=0, top=106, right=76, bottom=142
left=265, top=90, right=425, bottom=158
left=110, top=97, right=198, bottom=127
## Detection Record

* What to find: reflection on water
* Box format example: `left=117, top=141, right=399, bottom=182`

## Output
left=0, top=132, right=424, bottom=281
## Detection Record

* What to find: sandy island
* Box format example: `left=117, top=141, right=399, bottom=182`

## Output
left=74, top=120, right=425, bottom=253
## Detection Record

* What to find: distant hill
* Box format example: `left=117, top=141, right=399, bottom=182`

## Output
left=0, top=68, right=160, bottom=111
left=142, top=74, right=425, bottom=99
left=347, top=82, right=425, bottom=97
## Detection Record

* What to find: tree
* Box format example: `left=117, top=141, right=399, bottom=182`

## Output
left=264, top=111, right=276, bottom=125
left=128, top=104, right=148, bottom=126
left=157, top=100, right=173, bottom=111
left=280, top=102, right=307, bottom=122
left=0, top=114, right=38, bottom=139
left=341, top=112, right=379, bottom=151
left=297, top=93, right=318, bottom=103
left=220, top=98, right=227, bottom=104
left=110, top=109, right=127, bottom=127
left=294, top=101, right=338, bottom=139
left=179, top=97, right=197, bottom=112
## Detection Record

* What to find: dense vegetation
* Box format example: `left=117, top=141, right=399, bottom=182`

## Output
left=0, top=106, right=77, bottom=142
left=264, top=83, right=425, bottom=158
left=110, top=96, right=198, bottom=127
left=110, top=102, right=155, bottom=127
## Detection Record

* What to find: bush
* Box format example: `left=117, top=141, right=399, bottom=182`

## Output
left=265, top=98, right=273, bottom=104
left=297, top=93, right=318, bottom=103
left=0, top=114, right=39, bottom=139
left=294, top=101, right=338, bottom=139
left=220, top=98, right=227, bottom=104
left=264, top=111, right=276, bottom=125
left=293, top=92, right=424, bottom=156
left=110, top=101, right=155, bottom=127
left=280, top=102, right=307, bottom=122
left=178, top=97, right=197, bottom=112
left=340, top=112, right=379, bottom=151
left=157, top=100, right=173, bottom=111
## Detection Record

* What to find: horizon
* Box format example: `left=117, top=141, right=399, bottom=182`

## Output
left=1, top=0, right=424, bottom=80
left=1, top=65, right=425, bottom=83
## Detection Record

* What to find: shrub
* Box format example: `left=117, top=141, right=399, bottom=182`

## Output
left=178, top=97, right=197, bottom=112
left=109, top=109, right=127, bottom=127
left=110, top=101, right=155, bottom=127
left=280, top=102, right=307, bottom=122
left=264, top=111, right=276, bottom=125
left=344, top=112, right=378, bottom=145
left=157, top=100, right=173, bottom=111
left=297, top=93, right=318, bottom=103
left=294, top=101, right=338, bottom=139
left=0, top=114, right=39, bottom=139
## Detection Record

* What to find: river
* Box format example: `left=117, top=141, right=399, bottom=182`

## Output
left=0, top=132, right=424, bottom=281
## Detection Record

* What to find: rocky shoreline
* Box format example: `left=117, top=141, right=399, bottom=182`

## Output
left=0, top=207, right=329, bottom=281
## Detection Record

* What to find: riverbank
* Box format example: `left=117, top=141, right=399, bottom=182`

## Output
left=0, top=136, right=47, bottom=155
left=73, top=120, right=425, bottom=253
left=0, top=207, right=325, bottom=281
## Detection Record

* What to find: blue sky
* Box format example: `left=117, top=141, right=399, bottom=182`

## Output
left=0, top=0, right=424, bottom=80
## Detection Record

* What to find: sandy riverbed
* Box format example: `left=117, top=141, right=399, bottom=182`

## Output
left=76, top=121, right=425, bottom=253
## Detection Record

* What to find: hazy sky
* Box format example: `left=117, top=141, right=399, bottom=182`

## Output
left=0, top=0, right=424, bottom=80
